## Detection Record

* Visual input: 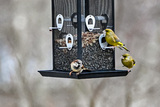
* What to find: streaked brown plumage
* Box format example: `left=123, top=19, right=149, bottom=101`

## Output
left=69, top=59, right=84, bottom=76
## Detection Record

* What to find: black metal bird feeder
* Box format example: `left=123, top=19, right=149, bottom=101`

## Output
left=38, top=0, right=129, bottom=79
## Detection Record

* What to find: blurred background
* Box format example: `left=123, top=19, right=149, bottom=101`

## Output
left=0, top=0, right=160, bottom=107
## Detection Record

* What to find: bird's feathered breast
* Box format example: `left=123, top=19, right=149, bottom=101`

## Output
left=105, top=32, right=120, bottom=45
left=121, top=56, right=134, bottom=68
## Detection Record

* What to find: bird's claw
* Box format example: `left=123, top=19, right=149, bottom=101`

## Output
left=76, top=72, right=80, bottom=75
left=69, top=71, right=73, bottom=76
left=128, top=70, right=131, bottom=72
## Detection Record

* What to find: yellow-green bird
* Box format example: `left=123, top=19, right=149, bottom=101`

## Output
left=104, top=29, right=130, bottom=52
left=121, top=53, right=135, bottom=72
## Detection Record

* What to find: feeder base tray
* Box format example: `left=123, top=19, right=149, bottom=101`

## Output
left=38, top=70, right=129, bottom=79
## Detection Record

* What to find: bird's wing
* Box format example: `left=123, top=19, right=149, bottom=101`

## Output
left=110, top=36, right=116, bottom=42
left=133, top=59, right=136, bottom=66
left=113, top=34, right=120, bottom=42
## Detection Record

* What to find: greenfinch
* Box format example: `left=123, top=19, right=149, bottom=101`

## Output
left=121, top=53, right=135, bottom=72
left=104, top=29, right=130, bottom=52
left=69, top=59, right=85, bottom=76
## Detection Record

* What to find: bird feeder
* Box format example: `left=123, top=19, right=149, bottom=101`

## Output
left=38, top=0, right=129, bottom=79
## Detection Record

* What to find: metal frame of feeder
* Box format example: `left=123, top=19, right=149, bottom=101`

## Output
left=38, top=0, right=129, bottom=79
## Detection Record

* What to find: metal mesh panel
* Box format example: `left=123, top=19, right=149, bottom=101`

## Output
left=54, top=0, right=77, bottom=71
left=82, top=0, right=114, bottom=70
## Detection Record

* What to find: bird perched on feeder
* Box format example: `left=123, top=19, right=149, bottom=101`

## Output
left=104, top=29, right=130, bottom=52
left=121, top=53, right=135, bottom=72
left=69, top=59, right=85, bottom=76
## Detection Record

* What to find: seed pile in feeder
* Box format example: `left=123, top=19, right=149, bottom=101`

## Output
left=54, top=32, right=114, bottom=71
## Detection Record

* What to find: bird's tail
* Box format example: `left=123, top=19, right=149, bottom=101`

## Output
left=117, top=42, right=130, bottom=52
left=122, top=46, right=130, bottom=52
left=117, top=46, right=123, bottom=50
